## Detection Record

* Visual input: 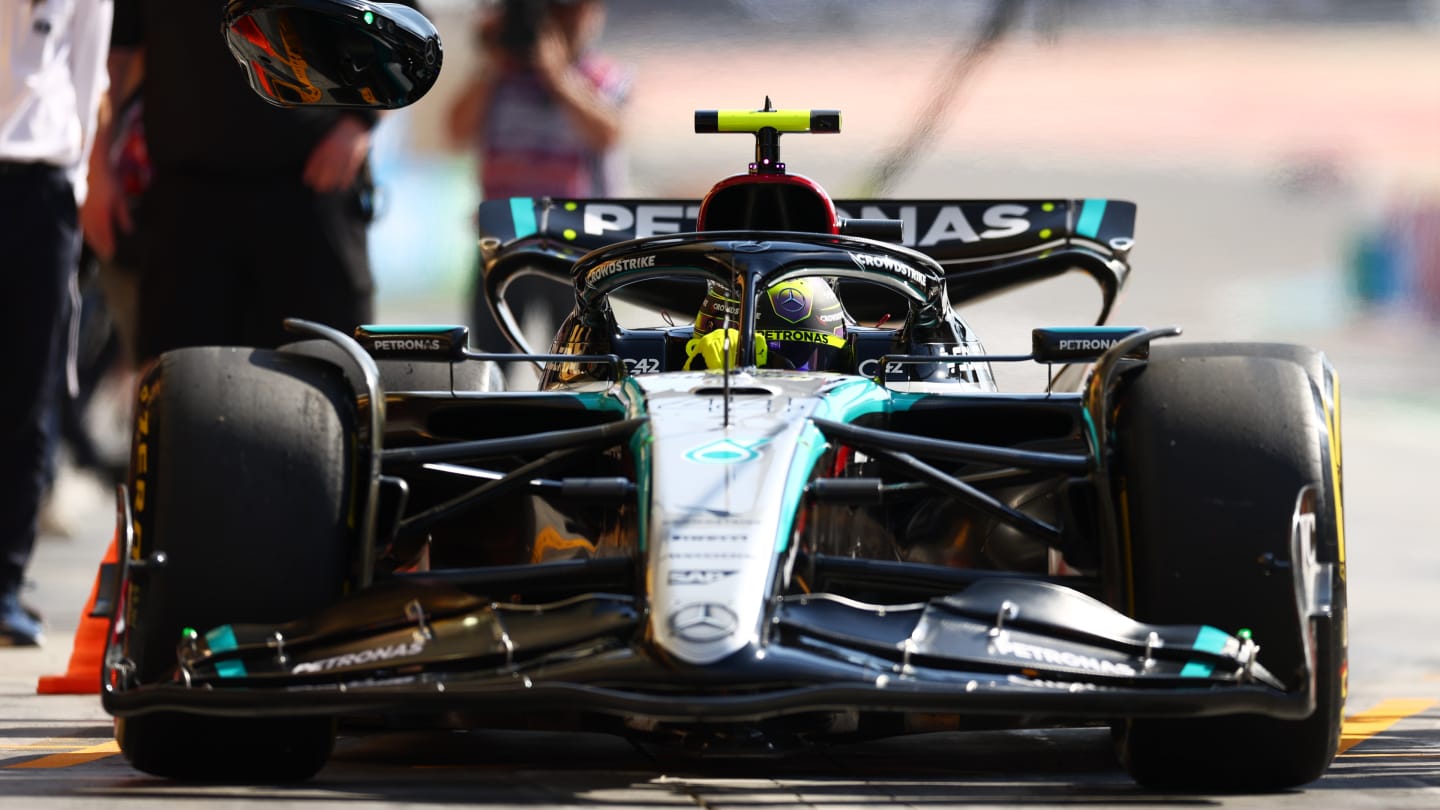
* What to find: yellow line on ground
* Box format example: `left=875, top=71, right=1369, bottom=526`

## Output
left=0, top=701, right=1434, bottom=769
left=1338, top=698, right=1437, bottom=755
left=3, top=741, right=120, bottom=770
left=1339, top=752, right=1439, bottom=758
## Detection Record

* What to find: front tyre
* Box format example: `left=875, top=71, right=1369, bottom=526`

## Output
left=115, top=347, right=358, bottom=781
left=1111, top=343, right=1347, bottom=791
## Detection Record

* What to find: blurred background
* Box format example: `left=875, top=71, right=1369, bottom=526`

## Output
left=367, top=0, right=1440, bottom=401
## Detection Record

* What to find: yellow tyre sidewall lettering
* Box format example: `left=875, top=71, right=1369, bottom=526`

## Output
left=126, top=375, right=160, bottom=645
left=1326, top=371, right=1346, bottom=578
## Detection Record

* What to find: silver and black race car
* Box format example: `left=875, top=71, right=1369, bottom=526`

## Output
left=97, top=0, right=1347, bottom=790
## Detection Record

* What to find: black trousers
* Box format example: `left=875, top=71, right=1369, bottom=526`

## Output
left=135, top=170, right=375, bottom=362
left=0, top=163, right=77, bottom=593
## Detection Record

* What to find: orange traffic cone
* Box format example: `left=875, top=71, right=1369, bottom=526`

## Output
left=36, top=531, right=118, bottom=695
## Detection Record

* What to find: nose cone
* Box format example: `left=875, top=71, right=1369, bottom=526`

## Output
left=635, top=373, right=833, bottom=666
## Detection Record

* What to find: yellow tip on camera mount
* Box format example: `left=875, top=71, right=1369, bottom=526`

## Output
left=694, top=97, right=840, bottom=174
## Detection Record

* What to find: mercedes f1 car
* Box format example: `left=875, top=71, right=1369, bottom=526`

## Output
left=97, top=0, right=1347, bottom=790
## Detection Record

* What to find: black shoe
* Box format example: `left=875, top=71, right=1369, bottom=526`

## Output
left=0, top=590, right=43, bottom=647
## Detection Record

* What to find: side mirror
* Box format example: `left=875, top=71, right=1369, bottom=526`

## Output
left=223, top=0, right=442, bottom=110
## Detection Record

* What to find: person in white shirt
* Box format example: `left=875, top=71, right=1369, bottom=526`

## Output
left=0, top=0, right=112, bottom=646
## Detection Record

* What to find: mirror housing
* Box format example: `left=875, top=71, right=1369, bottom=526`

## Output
left=223, top=0, right=442, bottom=110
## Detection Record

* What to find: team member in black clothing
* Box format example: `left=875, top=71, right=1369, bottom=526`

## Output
left=1, top=0, right=113, bottom=646
left=81, top=0, right=386, bottom=360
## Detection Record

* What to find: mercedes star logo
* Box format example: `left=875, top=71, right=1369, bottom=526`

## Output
left=776, top=288, right=808, bottom=318
left=669, top=603, right=739, bottom=643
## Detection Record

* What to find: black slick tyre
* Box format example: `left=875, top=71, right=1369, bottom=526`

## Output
left=115, top=347, right=358, bottom=781
left=1111, top=342, right=1347, bottom=791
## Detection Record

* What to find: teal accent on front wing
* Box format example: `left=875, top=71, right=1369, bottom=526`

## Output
left=205, top=625, right=249, bottom=679
left=214, top=660, right=248, bottom=678
left=1076, top=199, right=1107, bottom=239
left=1192, top=625, right=1231, bottom=653
left=510, top=197, right=538, bottom=239
left=205, top=625, right=238, bottom=652
left=1179, top=625, right=1232, bottom=678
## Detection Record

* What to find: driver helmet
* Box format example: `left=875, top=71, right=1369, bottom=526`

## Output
left=691, top=277, right=849, bottom=371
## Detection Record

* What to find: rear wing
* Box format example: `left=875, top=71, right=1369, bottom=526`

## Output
left=480, top=197, right=1132, bottom=257
left=478, top=197, right=1136, bottom=320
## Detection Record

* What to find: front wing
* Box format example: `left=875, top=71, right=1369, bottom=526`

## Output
left=103, top=574, right=1321, bottom=724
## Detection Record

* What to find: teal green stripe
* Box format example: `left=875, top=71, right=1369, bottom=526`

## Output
left=215, top=660, right=248, bottom=678
left=1076, top=199, right=1107, bottom=239
left=1193, top=625, right=1230, bottom=654
left=575, top=391, right=627, bottom=412
left=630, top=424, right=652, bottom=552
left=812, top=378, right=894, bottom=420
left=776, top=422, right=827, bottom=553
left=206, top=625, right=239, bottom=652
left=622, top=377, right=652, bottom=551
left=1080, top=407, right=1099, bottom=455
left=205, top=625, right=248, bottom=678
left=510, top=197, right=538, bottom=238
left=1179, top=626, right=1231, bottom=678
